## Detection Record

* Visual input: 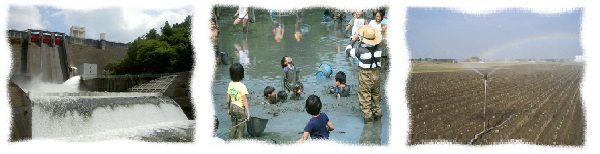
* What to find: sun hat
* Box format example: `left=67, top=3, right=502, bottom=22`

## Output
left=357, top=25, right=382, bottom=45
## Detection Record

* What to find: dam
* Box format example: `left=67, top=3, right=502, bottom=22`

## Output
left=7, top=29, right=194, bottom=142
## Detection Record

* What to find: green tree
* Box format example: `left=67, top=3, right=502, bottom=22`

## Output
left=146, top=28, right=159, bottom=40
left=161, top=21, right=173, bottom=38
left=106, top=15, right=193, bottom=75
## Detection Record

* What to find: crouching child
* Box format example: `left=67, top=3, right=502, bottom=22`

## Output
left=329, top=71, right=350, bottom=98
left=297, top=95, right=335, bottom=144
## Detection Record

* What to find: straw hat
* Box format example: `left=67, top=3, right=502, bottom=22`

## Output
left=357, top=25, right=382, bottom=45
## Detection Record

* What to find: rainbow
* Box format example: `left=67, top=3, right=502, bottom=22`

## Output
left=479, top=32, right=580, bottom=58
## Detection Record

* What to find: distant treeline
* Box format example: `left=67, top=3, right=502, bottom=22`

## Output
left=105, top=15, right=193, bottom=75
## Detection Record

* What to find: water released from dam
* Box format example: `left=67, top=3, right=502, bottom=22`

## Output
left=27, top=76, right=194, bottom=142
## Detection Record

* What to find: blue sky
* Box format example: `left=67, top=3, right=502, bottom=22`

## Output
left=7, top=5, right=192, bottom=43
left=406, top=8, right=582, bottom=59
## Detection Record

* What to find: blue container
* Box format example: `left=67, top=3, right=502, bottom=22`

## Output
left=316, top=63, right=333, bottom=79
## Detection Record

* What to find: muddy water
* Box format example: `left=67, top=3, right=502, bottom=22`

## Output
left=211, top=8, right=389, bottom=145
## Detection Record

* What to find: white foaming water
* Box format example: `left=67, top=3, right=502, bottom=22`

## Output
left=58, top=120, right=195, bottom=142
left=63, top=75, right=81, bottom=85
left=31, top=96, right=190, bottom=140
left=23, top=75, right=81, bottom=93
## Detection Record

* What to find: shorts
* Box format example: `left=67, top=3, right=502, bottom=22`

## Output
left=238, top=13, right=249, bottom=19
left=230, top=104, right=246, bottom=123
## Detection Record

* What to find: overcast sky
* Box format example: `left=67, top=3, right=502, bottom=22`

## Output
left=7, top=5, right=192, bottom=43
left=406, top=8, right=582, bottom=59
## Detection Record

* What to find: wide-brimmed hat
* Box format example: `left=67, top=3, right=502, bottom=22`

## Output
left=357, top=25, right=382, bottom=45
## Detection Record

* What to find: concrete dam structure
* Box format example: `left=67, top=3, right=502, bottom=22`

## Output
left=10, top=30, right=69, bottom=83
left=8, top=29, right=128, bottom=84
left=7, top=29, right=195, bottom=141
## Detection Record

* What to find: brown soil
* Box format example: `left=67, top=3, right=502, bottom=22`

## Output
left=407, top=63, right=585, bottom=145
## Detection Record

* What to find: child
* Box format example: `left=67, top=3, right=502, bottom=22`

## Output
left=277, top=90, right=288, bottom=102
left=263, top=86, right=276, bottom=104
left=226, top=63, right=250, bottom=139
left=281, top=56, right=295, bottom=74
left=290, top=81, right=304, bottom=100
left=329, top=71, right=350, bottom=98
left=345, top=11, right=366, bottom=38
left=297, top=95, right=335, bottom=144
left=281, top=56, right=299, bottom=93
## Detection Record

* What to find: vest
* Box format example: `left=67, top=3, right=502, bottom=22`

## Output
left=354, top=44, right=382, bottom=69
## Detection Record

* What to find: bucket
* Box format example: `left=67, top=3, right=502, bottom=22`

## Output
left=316, top=63, right=332, bottom=79
left=246, top=116, right=268, bottom=137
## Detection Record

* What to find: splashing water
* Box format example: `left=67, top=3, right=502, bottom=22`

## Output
left=20, top=75, right=82, bottom=93
left=461, top=62, right=483, bottom=76
left=23, top=75, right=194, bottom=142
left=63, top=75, right=81, bottom=85
left=31, top=96, right=190, bottom=140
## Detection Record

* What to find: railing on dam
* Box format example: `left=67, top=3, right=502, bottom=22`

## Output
left=81, top=73, right=179, bottom=92
left=67, top=37, right=129, bottom=48
left=6, top=29, right=129, bottom=49
left=7, top=30, right=27, bottom=39
left=84, top=73, right=179, bottom=80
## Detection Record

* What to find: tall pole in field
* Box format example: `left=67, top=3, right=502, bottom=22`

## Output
left=483, top=73, right=488, bottom=130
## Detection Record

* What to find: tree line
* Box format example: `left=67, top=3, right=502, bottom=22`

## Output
left=105, top=15, right=193, bottom=75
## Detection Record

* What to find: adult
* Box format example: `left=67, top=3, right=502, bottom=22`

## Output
left=211, top=19, right=220, bottom=65
left=368, top=10, right=389, bottom=68
left=233, top=4, right=250, bottom=33
left=345, top=26, right=383, bottom=124
left=368, top=10, right=387, bottom=36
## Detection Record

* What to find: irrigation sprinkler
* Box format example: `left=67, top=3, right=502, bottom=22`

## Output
left=482, top=67, right=500, bottom=130
left=483, top=73, right=488, bottom=130
left=463, top=62, right=494, bottom=131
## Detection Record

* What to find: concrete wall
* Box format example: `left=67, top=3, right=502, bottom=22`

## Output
left=25, top=40, right=68, bottom=83
left=66, top=44, right=127, bottom=77
left=9, top=81, right=32, bottom=142
left=9, top=38, right=25, bottom=76
left=163, top=71, right=193, bottom=120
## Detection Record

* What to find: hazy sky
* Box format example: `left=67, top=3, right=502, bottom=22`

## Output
left=7, top=5, right=192, bottom=43
left=406, top=8, right=582, bottom=59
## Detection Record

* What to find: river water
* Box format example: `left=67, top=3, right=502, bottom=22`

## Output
left=211, top=7, right=389, bottom=145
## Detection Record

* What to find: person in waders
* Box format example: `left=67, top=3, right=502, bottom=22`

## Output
left=345, top=25, right=383, bottom=124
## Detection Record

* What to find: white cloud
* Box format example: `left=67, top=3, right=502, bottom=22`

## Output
left=54, top=7, right=192, bottom=43
left=7, top=5, right=45, bottom=31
